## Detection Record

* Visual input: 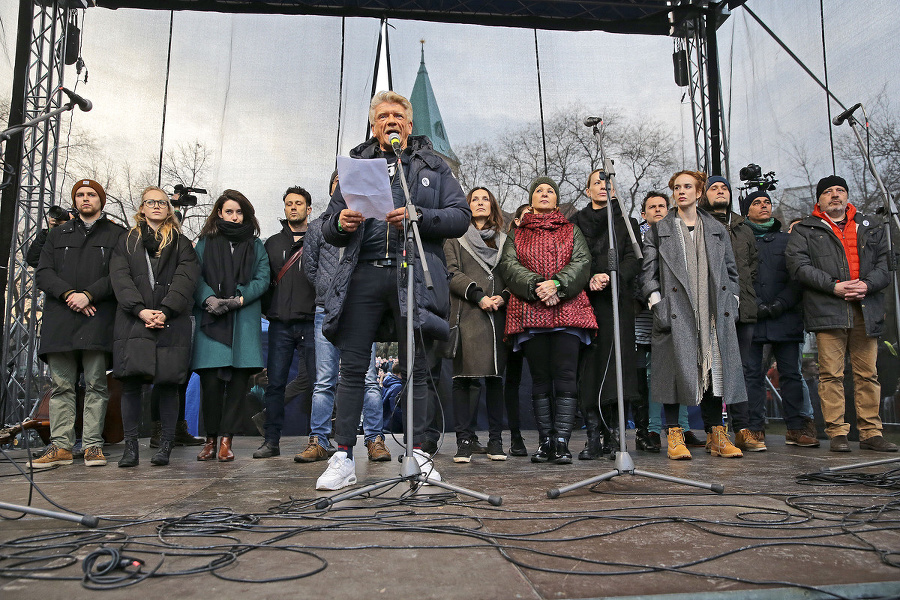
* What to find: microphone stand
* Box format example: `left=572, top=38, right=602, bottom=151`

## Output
left=548, top=119, right=724, bottom=498
left=823, top=106, right=900, bottom=474
left=316, top=146, right=501, bottom=509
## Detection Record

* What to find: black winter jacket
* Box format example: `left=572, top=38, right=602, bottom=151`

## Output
left=36, top=215, right=126, bottom=359
left=25, top=229, right=50, bottom=268
left=750, top=219, right=803, bottom=343
left=714, top=211, right=759, bottom=323
left=303, top=215, right=341, bottom=307
left=321, top=135, right=470, bottom=342
left=264, top=221, right=315, bottom=322
left=110, top=229, right=199, bottom=384
left=786, top=210, right=889, bottom=337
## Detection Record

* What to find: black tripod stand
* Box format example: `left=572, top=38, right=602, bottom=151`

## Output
left=548, top=117, right=723, bottom=499
left=316, top=140, right=501, bottom=509
left=822, top=103, right=900, bottom=474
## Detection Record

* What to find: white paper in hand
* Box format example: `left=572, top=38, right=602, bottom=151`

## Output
left=336, top=156, right=394, bottom=220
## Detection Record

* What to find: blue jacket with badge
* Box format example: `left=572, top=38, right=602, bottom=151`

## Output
left=321, top=135, right=470, bottom=343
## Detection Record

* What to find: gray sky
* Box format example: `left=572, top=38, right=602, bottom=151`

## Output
left=2, top=1, right=897, bottom=237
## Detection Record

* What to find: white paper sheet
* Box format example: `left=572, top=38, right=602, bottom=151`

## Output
left=336, top=156, right=394, bottom=220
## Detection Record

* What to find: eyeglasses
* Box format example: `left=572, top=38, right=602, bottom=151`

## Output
left=143, top=199, right=168, bottom=208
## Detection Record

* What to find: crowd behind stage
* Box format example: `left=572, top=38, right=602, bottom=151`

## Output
left=22, top=91, right=898, bottom=493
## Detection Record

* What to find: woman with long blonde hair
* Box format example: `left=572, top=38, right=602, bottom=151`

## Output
left=110, top=186, right=200, bottom=467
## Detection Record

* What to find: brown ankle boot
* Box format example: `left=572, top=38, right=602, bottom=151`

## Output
left=218, top=435, right=235, bottom=462
left=666, top=427, right=692, bottom=460
left=709, top=426, right=743, bottom=458
left=197, top=436, right=217, bottom=461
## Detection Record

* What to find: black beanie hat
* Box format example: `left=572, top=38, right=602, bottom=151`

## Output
left=740, top=190, right=771, bottom=216
left=816, top=175, right=848, bottom=200
left=528, top=176, right=560, bottom=206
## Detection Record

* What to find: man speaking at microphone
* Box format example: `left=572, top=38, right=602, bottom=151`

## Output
left=316, top=91, right=470, bottom=491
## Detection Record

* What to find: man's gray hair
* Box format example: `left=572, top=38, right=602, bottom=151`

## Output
left=368, top=91, right=413, bottom=126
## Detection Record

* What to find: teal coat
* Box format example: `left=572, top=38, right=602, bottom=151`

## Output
left=191, top=236, right=269, bottom=370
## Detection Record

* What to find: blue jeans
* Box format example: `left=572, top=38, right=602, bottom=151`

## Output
left=310, top=306, right=383, bottom=448
left=263, top=319, right=315, bottom=445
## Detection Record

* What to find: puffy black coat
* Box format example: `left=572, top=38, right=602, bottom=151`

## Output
left=751, top=219, right=804, bottom=343
left=25, top=228, right=50, bottom=268
left=36, top=215, right=126, bottom=360
left=786, top=210, right=889, bottom=337
left=321, top=135, right=470, bottom=342
left=303, top=215, right=341, bottom=307
left=109, top=229, right=199, bottom=384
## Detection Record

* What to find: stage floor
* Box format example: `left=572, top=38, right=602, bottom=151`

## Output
left=1, top=430, right=899, bottom=600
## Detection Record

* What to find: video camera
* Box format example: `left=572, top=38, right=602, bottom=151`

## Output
left=738, top=164, right=778, bottom=192
left=171, top=184, right=208, bottom=208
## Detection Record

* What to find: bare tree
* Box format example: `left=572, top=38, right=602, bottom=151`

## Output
left=160, top=140, right=216, bottom=239
left=456, top=106, right=676, bottom=218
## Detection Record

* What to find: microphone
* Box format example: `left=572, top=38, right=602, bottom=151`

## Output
left=388, top=132, right=402, bottom=156
left=59, top=87, right=92, bottom=112
left=583, top=116, right=602, bottom=127
left=832, top=103, right=861, bottom=126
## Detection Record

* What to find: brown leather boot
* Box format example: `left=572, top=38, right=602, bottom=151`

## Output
left=197, top=436, right=217, bottom=461
left=218, top=435, right=235, bottom=462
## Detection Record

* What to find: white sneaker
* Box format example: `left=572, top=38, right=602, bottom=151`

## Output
left=413, top=449, right=441, bottom=485
left=316, top=451, right=357, bottom=491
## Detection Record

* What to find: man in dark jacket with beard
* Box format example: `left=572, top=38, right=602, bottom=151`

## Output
left=31, top=179, right=125, bottom=468
left=787, top=176, right=897, bottom=453
left=253, top=186, right=317, bottom=459
left=742, top=190, right=817, bottom=448
left=315, top=91, right=470, bottom=491
left=702, top=176, right=760, bottom=451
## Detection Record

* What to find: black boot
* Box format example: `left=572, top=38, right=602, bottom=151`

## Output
left=578, top=406, right=603, bottom=460
left=509, top=429, right=528, bottom=457
left=553, top=395, right=577, bottom=464
left=531, top=394, right=555, bottom=463
left=118, top=438, right=139, bottom=468
left=600, top=404, right=620, bottom=459
left=149, top=421, right=161, bottom=448
left=151, top=440, right=173, bottom=466
left=174, top=420, right=204, bottom=446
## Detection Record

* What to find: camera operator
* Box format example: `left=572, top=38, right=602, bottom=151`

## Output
left=26, top=205, right=71, bottom=268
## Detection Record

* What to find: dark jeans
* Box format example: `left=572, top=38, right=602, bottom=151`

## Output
left=197, top=368, right=253, bottom=437
left=521, top=331, right=580, bottom=397
left=263, top=319, right=315, bottom=444
left=333, top=264, right=428, bottom=447
left=504, top=348, right=523, bottom=432
left=121, top=377, right=177, bottom=442
left=748, top=341, right=804, bottom=430
left=664, top=387, right=723, bottom=432
left=727, top=322, right=754, bottom=431
left=452, top=376, right=504, bottom=441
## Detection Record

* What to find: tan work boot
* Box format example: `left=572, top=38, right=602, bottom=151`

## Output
left=83, top=446, right=108, bottom=466
left=709, top=426, right=743, bottom=458
left=735, top=428, right=766, bottom=452
left=365, top=436, right=392, bottom=461
left=666, top=427, right=692, bottom=460
left=294, top=436, right=328, bottom=463
left=28, top=443, right=73, bottom=469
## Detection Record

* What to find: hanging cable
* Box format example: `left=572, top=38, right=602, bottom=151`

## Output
left=157, top=10, right=174, bottom=187
left=533, top=29, right=548, bottom=175
left=819, top=0, right=835, bottom=173
left=334, top=16, right=346, bottom=161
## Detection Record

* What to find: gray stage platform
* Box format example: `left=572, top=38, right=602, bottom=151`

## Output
left=1, top=431, right=899, bottom=599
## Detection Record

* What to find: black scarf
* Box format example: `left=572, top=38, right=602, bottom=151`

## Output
left=200, top=219, right=257, bottom=346
left=140, top=221, right=162, bottom=256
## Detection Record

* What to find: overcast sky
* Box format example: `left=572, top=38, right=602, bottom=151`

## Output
left=2, top=1, right=897, bottom=237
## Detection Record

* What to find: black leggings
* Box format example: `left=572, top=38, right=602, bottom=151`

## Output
left=663, top=386, right=723, bottom=432
left=120, top=378, right=178, bottom=442
left=521, top=332, right=580, bottom=397
left=151, top=381, right=187, bottom=422
left=197, top=368, right=253, bottom=437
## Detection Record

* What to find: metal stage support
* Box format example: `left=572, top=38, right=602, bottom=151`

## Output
left=1, top=1, right=71, bottom=430
left=671, top=1, right=730, bottom=179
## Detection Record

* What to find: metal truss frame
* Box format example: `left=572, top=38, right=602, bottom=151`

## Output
left=1, top=1, right=70, bottom=428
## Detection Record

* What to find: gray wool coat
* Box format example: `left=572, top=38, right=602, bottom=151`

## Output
left=640, top=210, right=748, bottom=407
left=444, top=233, right=510, bottom=378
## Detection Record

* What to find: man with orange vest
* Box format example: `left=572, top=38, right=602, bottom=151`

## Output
left=786, top=175, right=897, bottom=453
